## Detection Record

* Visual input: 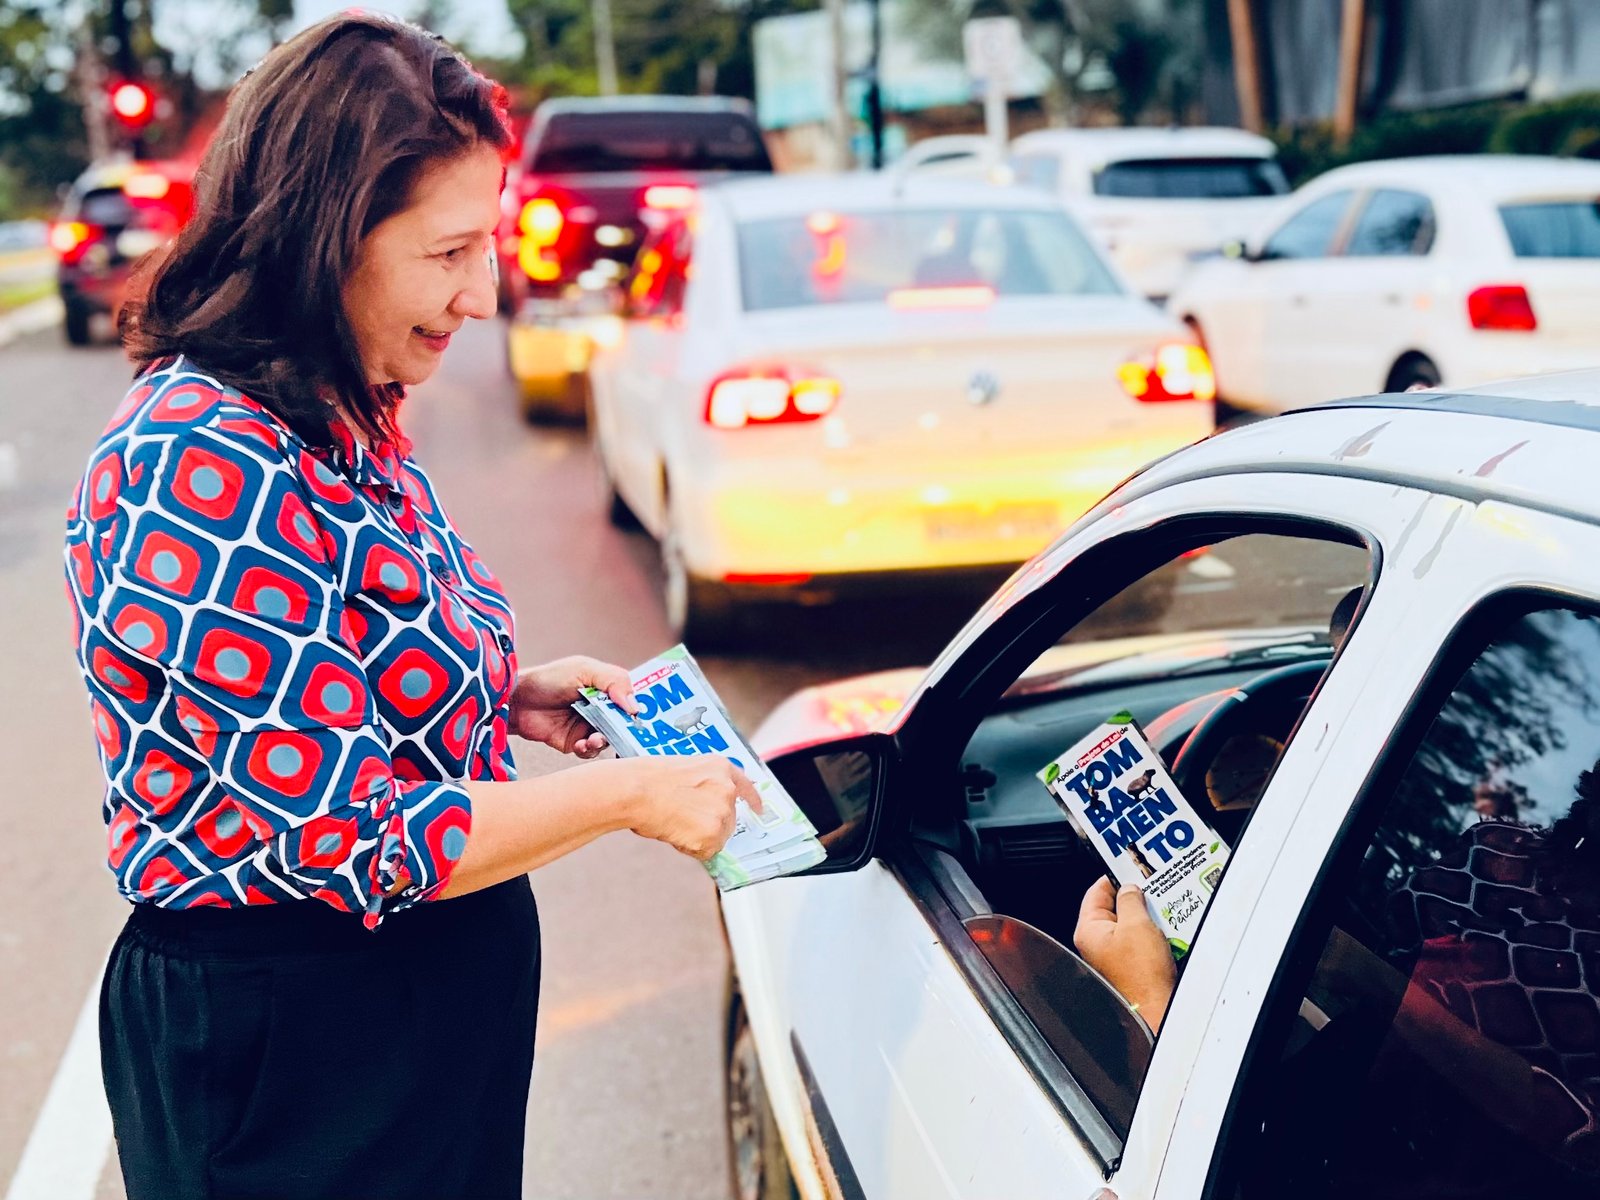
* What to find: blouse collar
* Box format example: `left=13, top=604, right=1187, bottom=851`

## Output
left=326, top=418, right=413, bottom=492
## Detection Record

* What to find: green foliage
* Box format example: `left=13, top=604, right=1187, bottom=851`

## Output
left=1273, top=93, right=1600, bottom=187
left=1490, top=91, right=1600, bottom=159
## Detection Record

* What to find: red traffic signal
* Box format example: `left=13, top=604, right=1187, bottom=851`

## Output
left=109, top=81, right=156, bottom=130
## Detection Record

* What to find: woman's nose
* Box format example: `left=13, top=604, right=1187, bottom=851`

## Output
left=452, top=250, right=498, bottom=320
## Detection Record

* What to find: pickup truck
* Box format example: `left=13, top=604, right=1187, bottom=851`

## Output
left=498, top=95, right=773, bottom=421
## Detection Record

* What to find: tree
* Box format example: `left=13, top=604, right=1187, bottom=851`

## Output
left=0, top=1, right=89, bottom=216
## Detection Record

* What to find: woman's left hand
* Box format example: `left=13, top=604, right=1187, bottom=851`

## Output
left=509, top=656, right=641, bottom=757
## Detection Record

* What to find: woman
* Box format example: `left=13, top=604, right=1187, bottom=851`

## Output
left=65, top=14, right=758, bottom=1200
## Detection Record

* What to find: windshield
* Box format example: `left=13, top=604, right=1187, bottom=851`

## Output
left=737, top=207, right=1122, bottom=312
left=1092, top=157, right=1289, bottom=199
left=528, top=111, right=773, bottom=174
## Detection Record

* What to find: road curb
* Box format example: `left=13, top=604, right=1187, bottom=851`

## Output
left=0, top=296, right=64, bottom=348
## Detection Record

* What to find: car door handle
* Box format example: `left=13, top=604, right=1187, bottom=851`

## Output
left=1290, top=294, right=1308, bottom=307
left=1383, top=293, right=1403, bottom=305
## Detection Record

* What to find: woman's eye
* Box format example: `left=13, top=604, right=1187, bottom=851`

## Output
left=439, top=245, right=468, bottom=262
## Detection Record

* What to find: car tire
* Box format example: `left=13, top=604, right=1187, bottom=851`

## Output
left=593, top=445, right=640, bottom=531
left=63, top=303, right=91, bottom=347
left=726, top=996, right=797, bottom=1200
left=662, top=524, right=738, bottom=651
left=1386, top=354, right=1441, bottom=393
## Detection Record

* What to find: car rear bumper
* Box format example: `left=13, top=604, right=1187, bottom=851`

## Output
left=673, top=436, right=1199, bottom=578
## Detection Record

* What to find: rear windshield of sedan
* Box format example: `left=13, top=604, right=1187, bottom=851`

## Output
left=1092, top=157, right=1289, bottom=199
left=737, top=208, right=1122, bottom=312
left=527, top=112, right=773, bottom=174
left=1500, top=199, right=1600, bottom=258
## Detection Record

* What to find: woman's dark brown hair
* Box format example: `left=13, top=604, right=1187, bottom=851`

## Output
left=121, top=13, right=511, bottom=447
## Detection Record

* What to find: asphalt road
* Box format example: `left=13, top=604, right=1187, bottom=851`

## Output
left=0, top=316, right=983, bottom=1200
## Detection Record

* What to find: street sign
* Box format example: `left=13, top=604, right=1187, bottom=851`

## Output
left=962, top=16, right=1025, bottom=85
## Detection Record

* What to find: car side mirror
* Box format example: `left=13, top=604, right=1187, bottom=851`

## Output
left=1222, top=238, right=1256, bottom=262
left=764, top=732, right=895, bottom=875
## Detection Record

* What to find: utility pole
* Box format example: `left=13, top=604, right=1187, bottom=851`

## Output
left=106, top=0, right=144, bottom=157
left=825, top=0, right=851, bottom=168
left=1333, top=0, right=1368, bottom=148
left=1225, top=0, right=1265, bottom=134
left=75, top=18, right=111, bottom=163
left=592, top=0, right=619, bottom=97
left=866, top=0, right=885, bottom=168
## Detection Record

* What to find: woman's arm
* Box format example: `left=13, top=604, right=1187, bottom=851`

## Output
left=439, top=754, right=763, bottom=899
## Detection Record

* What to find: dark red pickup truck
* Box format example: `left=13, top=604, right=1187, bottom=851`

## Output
left=498, top=96, right=773, bottom=419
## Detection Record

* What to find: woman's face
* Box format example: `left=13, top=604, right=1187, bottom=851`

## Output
left=343, top=142, right=502, bottom=389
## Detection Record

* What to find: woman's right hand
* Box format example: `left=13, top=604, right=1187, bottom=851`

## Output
left=611, top=756, right=765, bottom=861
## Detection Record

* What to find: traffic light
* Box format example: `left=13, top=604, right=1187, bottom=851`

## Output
left=108, top=80, right=156, bottom=131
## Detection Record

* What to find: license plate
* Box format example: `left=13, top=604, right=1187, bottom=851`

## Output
left=925, top=502, right=1059, bottom=542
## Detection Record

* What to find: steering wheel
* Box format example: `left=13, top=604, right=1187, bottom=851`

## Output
left=1169, top=660, right=1330, bottom=826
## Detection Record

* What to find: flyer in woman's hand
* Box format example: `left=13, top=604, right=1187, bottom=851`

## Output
left=1039, top=712, right=1230, bottom=956
left=573, top=645, right=825, bottom=890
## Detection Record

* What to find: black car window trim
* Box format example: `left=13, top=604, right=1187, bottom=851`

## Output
left=1200, top=585, right=1600, bottom=1200
left=883, top=511, right=1380, bottom=1165
left=888, top=842, right=1127, bottom=1172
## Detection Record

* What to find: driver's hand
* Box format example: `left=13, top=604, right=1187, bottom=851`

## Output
left=1075, top=877, right=1179, bottom=1033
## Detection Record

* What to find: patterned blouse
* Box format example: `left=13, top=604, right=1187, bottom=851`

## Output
left=64, top=356, right=517, bottom=928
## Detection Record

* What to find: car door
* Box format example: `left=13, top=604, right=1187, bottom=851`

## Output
left=603, top=217, right=694, bottom=529
left=1292, top=188, right=1440, bottom=397
left=1157, top=496, right=1600, bottom=1198
left=724, top=467, right=1457, bottom=1200
left=1254, top=189, right=1362, bottom=410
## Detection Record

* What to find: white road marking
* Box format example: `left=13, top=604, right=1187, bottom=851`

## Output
left=4, top=955, right=114, bottom=1200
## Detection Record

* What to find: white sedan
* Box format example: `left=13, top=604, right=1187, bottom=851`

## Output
left=587, top=174, right=1215, bottom=643
left=721, top=370, right=1600, bottom=1200
left=1170, top=154, right=1600, bottom=419
left=1007, top=126, right=1291, bottom=300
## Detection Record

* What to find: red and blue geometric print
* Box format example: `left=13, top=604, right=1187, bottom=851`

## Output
left=65, top=356, right=516, bottom=928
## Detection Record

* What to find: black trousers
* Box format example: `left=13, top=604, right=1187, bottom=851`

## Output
left=101, top=878, right=540, bottom=1200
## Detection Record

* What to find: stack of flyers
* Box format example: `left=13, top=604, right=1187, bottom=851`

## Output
left=573, top=645, right=827, bottom=890
left=1038, top=712, right=1230, bottom=957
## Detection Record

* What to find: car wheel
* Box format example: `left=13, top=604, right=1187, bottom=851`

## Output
left=63, top=302, right=91, bottom=347
left=1386, top=354, right=1441, bottom=393
left=593, top=443, right=640, bottom=531
left=726, top=998, right=797, bottom=1200
left=662, top=525, right=738, bottom=650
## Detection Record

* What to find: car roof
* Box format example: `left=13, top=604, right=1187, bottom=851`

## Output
left=1129, top=369, right=1600, bottom=526
left=533, top=95, right=755, bottom=116
left=705, top=171, right=1068, bottom=221
left=1010, top=126, right=1277, bottom=166
left=1302, top=154, right=1600, bottom=200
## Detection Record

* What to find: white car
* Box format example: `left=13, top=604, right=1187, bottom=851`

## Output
left=587, top=173, right=1215, bottom=644
left=1170, top=154, right=1600, bottom=420
left=1005, top=127, right=1290, bottom=299
left=721, top=371, right=1600, bottom=1200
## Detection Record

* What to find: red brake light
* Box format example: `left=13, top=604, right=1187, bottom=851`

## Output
left=49, top=221, right=95, bottom=264
left=1118, top=343, right=1217, bottom=403
left=704, top=367, right=841, bottom=429
left=642, top=184, right=696, bottom=211
left=1467, top=284, right=1537, bottom=332
left=887, top=286, right=995, bottom=311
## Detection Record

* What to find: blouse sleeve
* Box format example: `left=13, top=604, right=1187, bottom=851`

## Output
left=89, top=414, right=472, bottom=927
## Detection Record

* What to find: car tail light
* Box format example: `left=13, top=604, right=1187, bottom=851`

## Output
left=642, top=184, right=696, bottom=212
left=517, top=193, right=566, bottom=282
left=704, top=367, right=841, bottom=429
left=123, top=172, right=171, bottom=201
left=887, top=286, right=996, bottom=310
left=49, top=221, right=96, bottom=264
left=1118, top=343, right=1217, bottom=403
left=1467, top=284, right=1537, bottom=332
